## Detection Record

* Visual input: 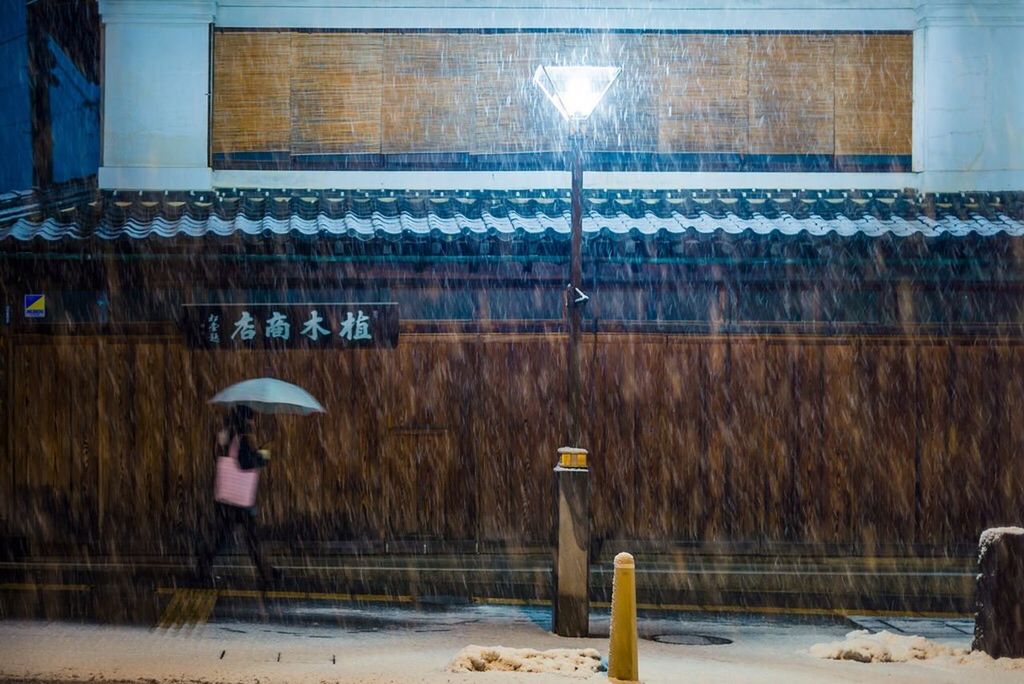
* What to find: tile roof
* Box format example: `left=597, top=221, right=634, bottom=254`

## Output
left=2, top=188, right=1023, bottom=243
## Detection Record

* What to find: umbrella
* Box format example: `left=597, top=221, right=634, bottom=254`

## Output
left=209, top=378, right=326, bottom=416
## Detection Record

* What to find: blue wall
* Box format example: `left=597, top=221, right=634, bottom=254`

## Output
left=0, top=1, right=100, bottom=193
left=48, top=36, right=100, bottom=184
left=0, top=0, right=32, bottom=192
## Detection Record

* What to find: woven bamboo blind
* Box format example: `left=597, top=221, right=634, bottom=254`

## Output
left=652, top=34, right=750, bottom=153
left=211, top=30, right=912, bottom=162
left=473, top=33, right=561, bottom=154
left=290, top=33, right=384, bottom=155
left=582, top=33, right=658, bottom=152
left=212, top=32, right=291, bottom=154
left=835, top=34, right=912, bottom=156
left=474, top=33, right=657, bottom=154
left=381, top=34, right=476, bottom=154
left=748, top=34, right=835, bottom=155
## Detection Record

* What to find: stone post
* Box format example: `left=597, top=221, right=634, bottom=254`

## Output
left=973, top=527, right=1024, bottom=658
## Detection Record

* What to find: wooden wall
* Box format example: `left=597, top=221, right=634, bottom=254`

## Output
left=211, top=31, right=912, bottom=159
left=5, top=331, right=1021, bottom=553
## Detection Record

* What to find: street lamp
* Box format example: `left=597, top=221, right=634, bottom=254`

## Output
left=532, top=65, right=620, bottom=447
left=534, top=64, right=620, bottom=639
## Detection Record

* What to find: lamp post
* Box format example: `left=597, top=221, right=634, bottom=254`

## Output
left=533, top=64, right=620, bottom=637
left=533, top=64, right=621, bottom=445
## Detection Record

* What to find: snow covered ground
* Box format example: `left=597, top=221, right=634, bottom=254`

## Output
left=0, top=604, right=1022, bottom=683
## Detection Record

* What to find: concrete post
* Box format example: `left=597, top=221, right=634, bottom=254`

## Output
left=553, top=447, right=589, bottom=637
left=973, top=527, right=1024, bottom=658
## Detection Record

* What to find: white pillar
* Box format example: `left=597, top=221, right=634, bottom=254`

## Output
left=913, top=0, right=1024, bottom=192
left=98, top=0, right=215, bottom=190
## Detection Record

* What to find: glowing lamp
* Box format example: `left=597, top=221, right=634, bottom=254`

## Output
left=532, top=65, right=621, bottom=122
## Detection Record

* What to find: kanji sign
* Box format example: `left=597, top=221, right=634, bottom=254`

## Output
left=181, top=303, right=399, bottom=350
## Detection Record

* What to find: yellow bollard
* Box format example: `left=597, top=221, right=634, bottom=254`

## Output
left=608, top=552, right=639, bottom=682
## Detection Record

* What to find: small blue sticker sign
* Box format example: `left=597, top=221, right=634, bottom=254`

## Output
left=24, top=294, right=46, bottom=319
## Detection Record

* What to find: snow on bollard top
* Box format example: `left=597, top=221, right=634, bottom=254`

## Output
left=614, top=552, right=634, bottom=568
left=979, top=527, right=1024, bottom=560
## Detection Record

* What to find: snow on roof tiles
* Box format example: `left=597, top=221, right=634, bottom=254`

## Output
left=2, top=188, right=1023, bottom=242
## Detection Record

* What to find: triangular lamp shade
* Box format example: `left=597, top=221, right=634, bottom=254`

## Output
left=532, top=65, right=622, bottom=122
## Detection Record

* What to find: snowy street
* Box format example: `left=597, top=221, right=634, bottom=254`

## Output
left=1, top=604, right=1021, bottom=684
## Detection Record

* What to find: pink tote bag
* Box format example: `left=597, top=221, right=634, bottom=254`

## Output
left=214, top=435, right=260, bottom=508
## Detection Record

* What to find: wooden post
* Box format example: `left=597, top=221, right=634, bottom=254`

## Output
left=553, top=447, right=589, bottom=637
left=567, top=132, right=584, bottom=446
left=27, top=0, right=53, bottom=189
left=973, top=527, right=1024, bottom=658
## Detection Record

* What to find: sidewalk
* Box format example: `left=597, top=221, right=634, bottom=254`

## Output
left=0, top=550, right=977, bottom=624
left=0, top=605, right=1020, bottom=683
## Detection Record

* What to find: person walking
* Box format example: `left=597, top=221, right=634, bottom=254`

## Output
left=196, top=405, right=275, bottom=587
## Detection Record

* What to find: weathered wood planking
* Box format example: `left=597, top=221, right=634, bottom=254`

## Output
left=791, top=341, right=826, bottom=544
left=947, top=344, right=997, bottom=543
left=7, top=332, right=1018, bottom=551
left=290, top=33, right=384, bottom=155
left=212, top=32, right=291, bottom=154
left=473, top=337, right=565, bottom=543
left=917, top=344, right=951, bottom=546
left=834, top=34, right=912, bottom=156
left=625, top=338, right=702, bottom=541
left=1002, top=348, right=1024, bottom=529
left=65, top=340, right=98, bottom=541
left=651, top=34, right=750, bottom=154
left=0, top=334, right=9, bottom=522
left=725, top=340, right=771, bottom=541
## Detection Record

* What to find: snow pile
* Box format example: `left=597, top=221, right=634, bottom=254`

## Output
left=810, top=630, right=965, bottom=663
left=448, top=645, right=602, bottom=676
left=979, top=526, right=1024, bottom=559
left=959, top=651, right=1024, bottom=670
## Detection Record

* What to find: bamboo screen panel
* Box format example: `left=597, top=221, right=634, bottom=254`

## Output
left=835, top=34, right=912, bottom=156
left=290, top=33, right=384, bottom=155
left=212, top=32, right=291, bottom=154
left=210, top=30, right=912, bottom=161
left=582, top=33, right=658, bottom=152
left=473, top=33, right=561, bottom=154
left=381, top=34, right=476, bottom=154
left=651, top=34, right=750, bottom=153
left=472, top=33, right=657, bottom=154
left=747, top=34, right=835, bottom=155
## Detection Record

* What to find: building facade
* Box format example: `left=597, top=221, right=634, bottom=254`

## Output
left=2, top=0, right=1023, bottom=555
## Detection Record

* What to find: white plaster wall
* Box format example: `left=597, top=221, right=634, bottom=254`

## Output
left=914, top=24, right=1024, bottom=189
left=911, top=1, right=1024, bottom=191
left=95, top=0, right=1023, bottom=192
left=215, top=0, right=915, bottom=31
left=102, top=23, right=208, bottom=170
left=99, top=1, right=213, bottom=189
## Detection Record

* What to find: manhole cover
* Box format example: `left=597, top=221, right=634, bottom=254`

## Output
left=648, top=633, right=733, bottom=646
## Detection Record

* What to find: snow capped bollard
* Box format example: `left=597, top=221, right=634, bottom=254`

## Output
left=973, top=526, right=1024, bottom=658
left=608, top=552, right=639, bottom=683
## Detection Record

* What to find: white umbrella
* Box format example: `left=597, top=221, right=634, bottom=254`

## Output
left=209, top=378, right=326, bottom=416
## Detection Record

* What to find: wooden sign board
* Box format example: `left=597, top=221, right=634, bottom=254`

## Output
left=182, top=302, right=399, bottom=350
